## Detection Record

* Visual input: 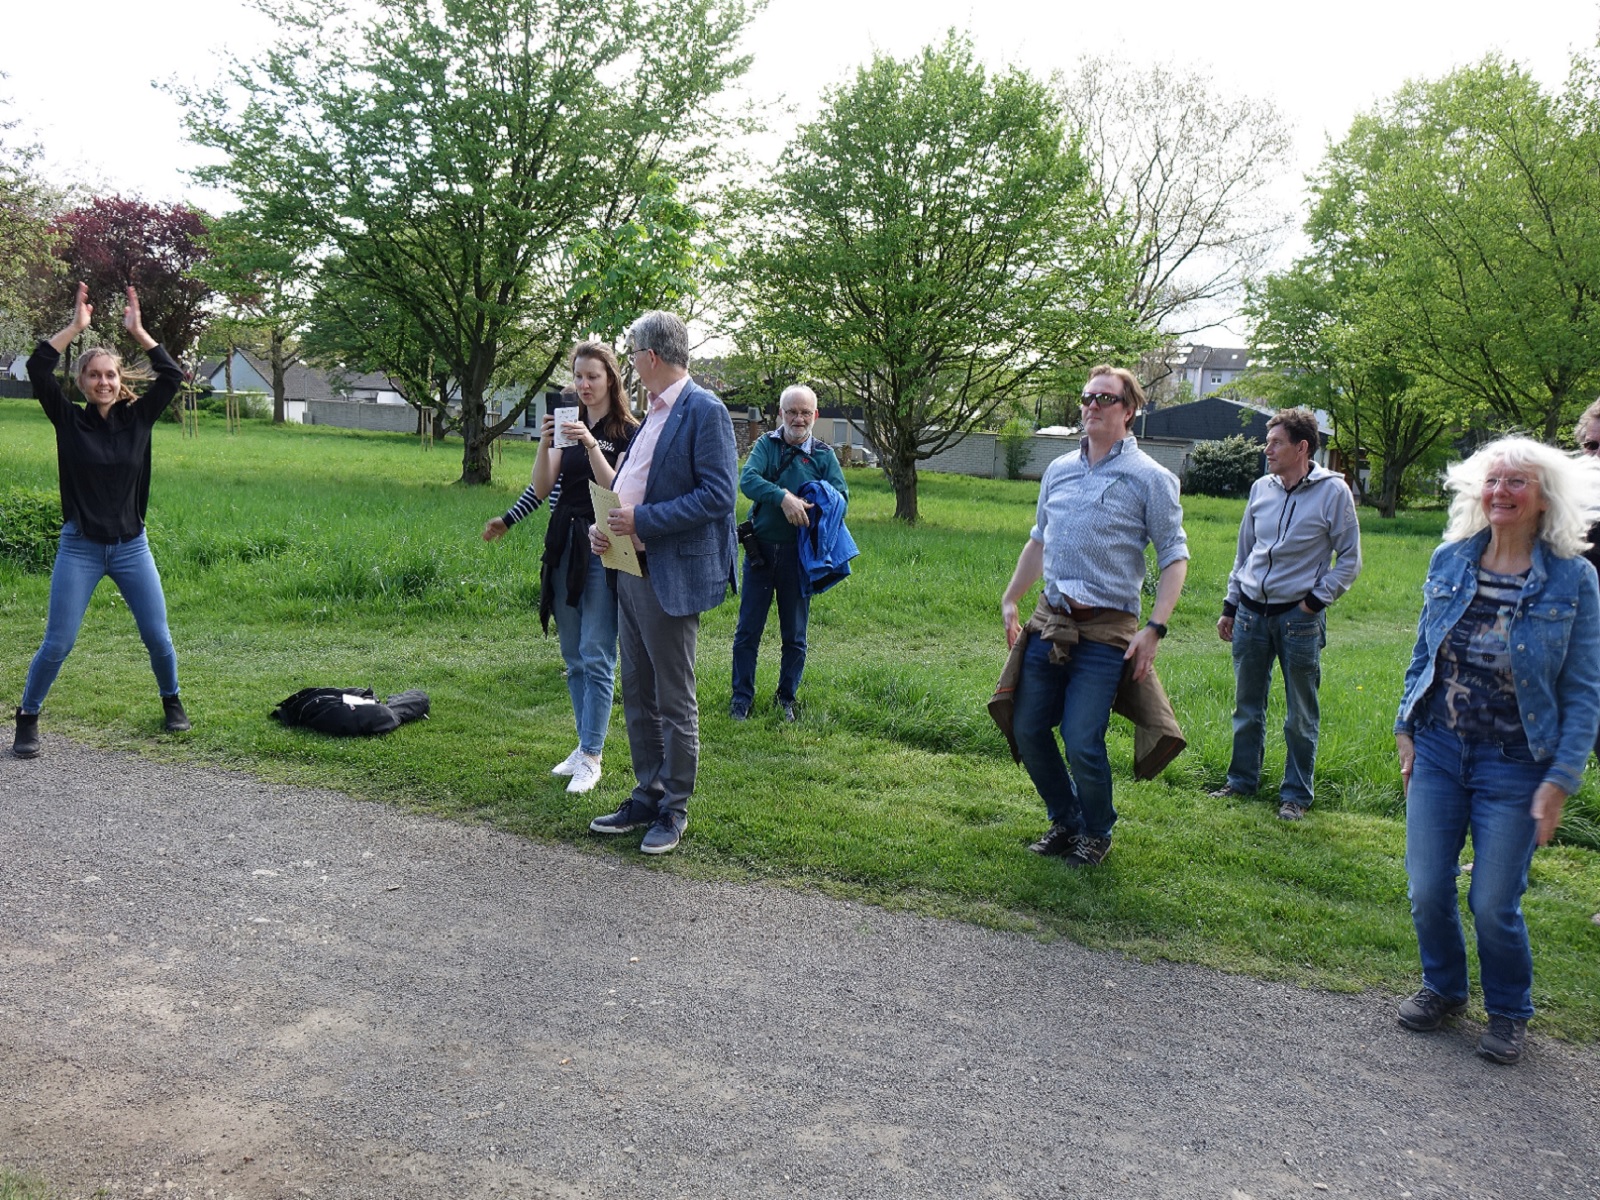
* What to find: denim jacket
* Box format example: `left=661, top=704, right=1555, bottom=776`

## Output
left=1394, top=530, right=1600, bottom=795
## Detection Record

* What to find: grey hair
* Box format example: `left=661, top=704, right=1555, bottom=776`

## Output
left=779, top=384, right=818, bottom=411
left=628, top=311, right=690, bottom=368
left=1442, top=435, right=1600, bottom=558
left=1574, top=396, right=1600, bottom=446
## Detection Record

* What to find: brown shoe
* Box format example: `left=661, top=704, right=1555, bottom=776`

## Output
left=1028, top=823, right=1077, bottom=857
left=1208, top=784, right=1247, bottom=799
left=1278, top=802, right=1307, bottom=821
left=1062, top=834, right=1112, bottom=867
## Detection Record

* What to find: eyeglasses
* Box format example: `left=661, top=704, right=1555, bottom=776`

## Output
left=1080, top=392, right=1125, bottom=407
left=1484, top=476, right=1532, bottom=492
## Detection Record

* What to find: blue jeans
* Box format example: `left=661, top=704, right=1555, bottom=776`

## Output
left=1405, top=724, right=1543, bottom=1020
left=552, top=538, right=619, bottom=756
left=730, top=540, right=810, bottom=708
left=1011, top=634, right=1126, bottom=839
left=21, top=521, right=179, bottom=713
left=1226, top=607, right=1324, bottom=807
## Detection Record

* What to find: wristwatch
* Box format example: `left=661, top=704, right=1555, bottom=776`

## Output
left=1144, top=620, right=1168, bottom=639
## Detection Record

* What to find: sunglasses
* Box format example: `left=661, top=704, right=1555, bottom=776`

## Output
left=1080, top=392, right=1125, bottom=407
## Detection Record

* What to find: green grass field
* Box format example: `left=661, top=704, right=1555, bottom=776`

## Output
left=3, top=401, right=1598, bottom=1039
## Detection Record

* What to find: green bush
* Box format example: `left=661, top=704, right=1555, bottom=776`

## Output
left=1185, top=435, right=1262, bottom=497
left=998, top=417, right=1033, bottom=480
left=0, top=487, right=61, bottom=573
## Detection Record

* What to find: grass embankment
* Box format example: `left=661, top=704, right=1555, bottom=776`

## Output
left=2, top=401, right=1597, bottom=1039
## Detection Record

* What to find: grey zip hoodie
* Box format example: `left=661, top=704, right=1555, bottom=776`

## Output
left=1222, top=465, right=1362, bottom=615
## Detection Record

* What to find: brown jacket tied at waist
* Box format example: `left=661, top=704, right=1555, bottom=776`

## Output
left=988, top=594, right=1187, bottom=781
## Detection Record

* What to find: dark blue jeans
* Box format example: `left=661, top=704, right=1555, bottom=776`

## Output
left=730, top=540, right=810, bottom=709
left=1405, top=724, right=1544, bottom=1020
left=22, top=521, right=179, bottom=712
left=1012, top=634, right=1126, bottom=839
left=1226, top=607, right=1325, bottom=807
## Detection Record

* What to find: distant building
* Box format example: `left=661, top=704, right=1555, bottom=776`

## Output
left=197, top=349, right=411, bottom=424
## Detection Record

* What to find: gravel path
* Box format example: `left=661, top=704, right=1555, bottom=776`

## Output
left=2, top=739, right=1596, bottom=1199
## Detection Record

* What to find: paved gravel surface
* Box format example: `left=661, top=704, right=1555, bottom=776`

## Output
left=2, top=739, right=1597, bottom=1199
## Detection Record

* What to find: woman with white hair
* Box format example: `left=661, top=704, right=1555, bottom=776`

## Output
left=13, top=283, right=189, bottom=758
left=1394, top=435, right=1600, bottom=1064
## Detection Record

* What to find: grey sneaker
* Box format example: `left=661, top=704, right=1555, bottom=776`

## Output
left=1397, top=986, right=1468, bottom=1031
left=589, top=803, right=649, bottom=835
left=640, top=813, right=686, bottom=855
left=1062, top=834, right=1112, bottom=867
left=1278, top=802, right=1307, bottom=821
left=1477, top=1015, right=1528, bottom=1064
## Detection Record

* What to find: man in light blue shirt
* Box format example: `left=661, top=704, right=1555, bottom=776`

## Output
left=1000, top=366, right=1189, bottom=867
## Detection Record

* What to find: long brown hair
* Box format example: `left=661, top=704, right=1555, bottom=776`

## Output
left=571, top=341, right=638, bottom=443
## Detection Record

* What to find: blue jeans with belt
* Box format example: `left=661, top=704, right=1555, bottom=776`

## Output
left=1405, top=723, right=1544, bottom=1020
left=1011, top=633, right=1127, bottom=839
left=730, top=540, right=810, bottom=709
left=21, top=521, right=180, bottom=712
left=1225, top=606, right=1325, bottom=807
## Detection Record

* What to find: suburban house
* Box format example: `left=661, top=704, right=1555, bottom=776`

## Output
left=198, top=349, right=410, bottom=424
left=1172, top=345, right=1253, bottom=399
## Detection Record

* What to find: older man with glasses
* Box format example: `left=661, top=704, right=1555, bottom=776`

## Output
left=999, top=365, right=1189, bottom=867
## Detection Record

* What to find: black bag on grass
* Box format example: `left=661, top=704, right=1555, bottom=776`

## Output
left=270, top=687, right=430, bottom=736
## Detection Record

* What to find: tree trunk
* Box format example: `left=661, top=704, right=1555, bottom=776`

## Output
left=886, top=454, right=919, bottom=523
left=269, top=327, right=287, bottom=424
left=1376, top=456, right=1403, bottom=519
left=458, top=389, right=493, bottom=485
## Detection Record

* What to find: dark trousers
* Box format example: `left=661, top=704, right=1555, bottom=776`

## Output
left=617, top=570, right=700, bottom=823
left=730, top=540, right=810, bottom=708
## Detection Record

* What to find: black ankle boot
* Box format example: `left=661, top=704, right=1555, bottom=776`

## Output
left=162, top=694, right=191, bottom=732
left=13, top=709, right=40, bottom=758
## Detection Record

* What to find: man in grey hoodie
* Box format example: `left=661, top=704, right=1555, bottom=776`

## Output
left=1210, top=408, right=1362, bottom=820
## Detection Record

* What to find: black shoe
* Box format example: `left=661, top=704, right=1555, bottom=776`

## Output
left=729, top=703, right=750, bottom=721
left=778, top=699, right=798, bottom=722
left=640, top=813, right=686, bottom=855
left=590, top=803, right=649, bottom=835
left=12, top=709, right=40, bottom=759
left=1278, top=802, right=1307, bottom=821
left=1477, top=1015, right=1528, bottom=1064
left=162, top=694, right=191, bottom=733
left=1062, top=834, right=1112, bottom=867
left=1397, top=986, right=1468, bottom=1031
left=1028, top=823, right=1078, bottom=857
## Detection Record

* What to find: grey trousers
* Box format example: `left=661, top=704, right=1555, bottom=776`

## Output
left=617, top=570, right=701, bottom=822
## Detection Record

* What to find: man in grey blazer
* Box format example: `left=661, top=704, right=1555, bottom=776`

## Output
left=587, top=311, right=738, bottom=854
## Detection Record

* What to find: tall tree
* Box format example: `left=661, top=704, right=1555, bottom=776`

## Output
left=0, top=84, right=64, bottom=352
left=736, top=33, right=1147, bottom=523
left=194, top=209, right=315, bottom=423
left=179, top=0, right=753, bottom=485
left=1246, top=263, right=1447, bottom=518
left=1060, top=58, right=1294, bottom=344
left=54, top=197, right=211, bottom=356
left=1312, top=55, right=1600, bottom=441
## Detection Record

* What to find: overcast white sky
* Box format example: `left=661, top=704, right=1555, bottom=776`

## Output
left=6, top=0, right=1598, bottom=336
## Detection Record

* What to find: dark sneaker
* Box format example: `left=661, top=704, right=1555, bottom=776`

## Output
left=1397, top=986, right=1468, bottom=1031
left=1028, top=823, right=1078, bottom=857
left=1062, top=834, right=1112, bottom=867
left=640, top=813, right=686, bottom=855
left=1477, top=1015, right=1528, bottom=1065
left=12, top=709, right=40, bottom=759
left=778, top=700, right=798, bottom=723
left=590, top=803, right=649, bottom=835
left=729, top=703, right=750, bottom=721
left=162, top=695, right=191, bottom=733
left=1208, top=784, right=1248, bottom=799
left=1278, top=802, right=1307, bottom=821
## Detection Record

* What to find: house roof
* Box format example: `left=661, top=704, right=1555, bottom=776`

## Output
left=1180, top=345, right=1252, bottom=373
left=201, top=349, right=409, bottom=403
left=1137, top=396, right=1281, bottom=443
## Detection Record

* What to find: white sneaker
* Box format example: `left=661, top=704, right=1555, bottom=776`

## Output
left=551, top=745, right=585, bottom=777
left=566, top=754, right=603, bottom=794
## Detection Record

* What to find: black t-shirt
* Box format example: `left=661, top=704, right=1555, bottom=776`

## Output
left=551, top=424, right=633, bottom=521
left=27, top=341, right=185, bottom=542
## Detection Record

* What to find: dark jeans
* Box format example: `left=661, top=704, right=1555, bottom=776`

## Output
left=1011, top=634, right=1126, bottom=839
left=1225, top=606, right=1325, bottom=807
left=730, top=540, right=810, bottom=708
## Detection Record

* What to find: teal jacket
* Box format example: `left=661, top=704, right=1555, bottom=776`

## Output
left=740, top=431, right=848, bottom=545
